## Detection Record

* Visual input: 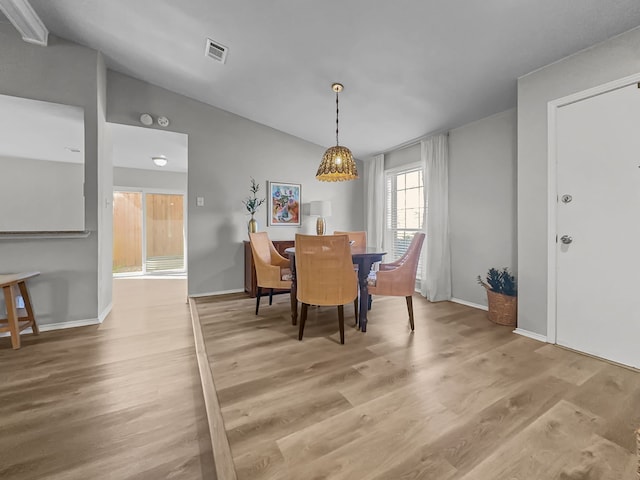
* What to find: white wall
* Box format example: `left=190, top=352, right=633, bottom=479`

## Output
left=106, top=71, right=365, bottom=296
left=0, top=156, right=84, bottom=231
left=518, top=25, right=640, bottom=336
left=0, top=22, right=101, bottom=326
left=449, top=109, right=517, bottom=306
left=114, top=167, right=187, bottom=191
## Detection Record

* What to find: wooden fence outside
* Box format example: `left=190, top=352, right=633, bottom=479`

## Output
left=113, top=192, right=184, bottom=273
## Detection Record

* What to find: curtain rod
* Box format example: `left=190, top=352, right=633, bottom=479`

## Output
left=373, top=128, right=450, bottom=158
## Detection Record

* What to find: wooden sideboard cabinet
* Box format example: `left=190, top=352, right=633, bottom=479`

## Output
left=244, top=240, right=295, bottom=297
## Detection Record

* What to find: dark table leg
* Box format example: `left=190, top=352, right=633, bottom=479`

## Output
left=288, top=253, right=297, bottom=325
left=357, top=258, right=375, bottom=332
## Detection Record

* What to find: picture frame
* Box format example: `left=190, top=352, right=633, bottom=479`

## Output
left=267, top=181, right=301, bottom=226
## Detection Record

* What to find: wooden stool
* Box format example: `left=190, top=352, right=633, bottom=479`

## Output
left=0, top=272, right=40, bottom=349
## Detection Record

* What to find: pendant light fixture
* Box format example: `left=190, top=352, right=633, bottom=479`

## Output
left=316, top=83, right=358, bottom=182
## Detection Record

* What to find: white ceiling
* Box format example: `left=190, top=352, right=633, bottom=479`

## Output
left=110, top=123, right=188, bottom=173
left=27, top=0, right=640, bottom=159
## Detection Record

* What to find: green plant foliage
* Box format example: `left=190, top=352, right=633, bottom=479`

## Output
left=477, top=267, right=517, bottom=297
left=242, top=177, right=265, bottom=215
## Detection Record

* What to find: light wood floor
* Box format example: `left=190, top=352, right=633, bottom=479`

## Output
left=194, top=293, right=639, bottom=480
left=0, top=278, right=216, bottom=480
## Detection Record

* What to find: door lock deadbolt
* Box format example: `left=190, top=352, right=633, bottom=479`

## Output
left=560, top=235, right=573, bottom=245
left=561, top=194, right=573, bottom=203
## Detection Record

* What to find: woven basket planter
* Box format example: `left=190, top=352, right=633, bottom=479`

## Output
left=481, top=282, right=517, bottom=327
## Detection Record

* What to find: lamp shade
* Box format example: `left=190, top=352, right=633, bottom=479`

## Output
left=310, top=200, right=332, bottom=217
left=316, top=146, right=358, bottom=182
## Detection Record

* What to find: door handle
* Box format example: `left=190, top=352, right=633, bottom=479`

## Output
left=560, top=235, right=573, bottom=245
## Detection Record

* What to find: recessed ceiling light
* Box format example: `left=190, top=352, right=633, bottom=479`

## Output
left=152, top=156, right=167, bottom=167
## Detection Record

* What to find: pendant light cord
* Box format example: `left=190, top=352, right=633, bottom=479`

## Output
left=335, top=90, right=340, bottom=146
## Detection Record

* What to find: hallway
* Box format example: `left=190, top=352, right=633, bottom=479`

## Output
left=0, top=278, right=215, bottom=479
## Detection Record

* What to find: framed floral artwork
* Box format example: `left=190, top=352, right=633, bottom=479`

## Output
left=267, top=181, right=301, bottom=226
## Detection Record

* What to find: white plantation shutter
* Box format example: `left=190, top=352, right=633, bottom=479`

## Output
left=384, top=166, right=425, bottom=286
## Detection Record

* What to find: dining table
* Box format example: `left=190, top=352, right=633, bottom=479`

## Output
left=285, top=245, right=386, bottom=333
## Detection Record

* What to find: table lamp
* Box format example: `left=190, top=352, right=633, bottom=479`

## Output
left=310, top=200, right=332, bottom=235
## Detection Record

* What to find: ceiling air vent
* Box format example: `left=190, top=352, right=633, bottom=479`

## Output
left=205, top=38, right=228, bottom=64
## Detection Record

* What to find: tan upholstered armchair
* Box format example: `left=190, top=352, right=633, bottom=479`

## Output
left=367, top=232, right=425, bottom=330
left=295, top=234, right=358, bottom=344
left=249, top=232, right=292, bottom=315
left=334, top=230, right=366, bottom=248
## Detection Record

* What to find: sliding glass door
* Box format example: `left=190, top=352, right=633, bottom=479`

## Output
left=113, top=190, right=186, bottom=275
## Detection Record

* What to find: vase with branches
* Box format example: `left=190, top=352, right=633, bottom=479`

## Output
left=242, top=178, right=265, bottom=234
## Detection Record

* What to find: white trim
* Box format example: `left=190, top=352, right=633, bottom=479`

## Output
left=0, top=0, right=49, bottom=46
left=189, top=288, right=244, bottom=298
left=98, top=301, right=113, bottom=323
left=0, top=317, right=100, bottom=337
left=546, top=71, right=640, bottom=345
left=513, top=328, right=548, bottom=343
left=450, top=297, right=488, bottom=311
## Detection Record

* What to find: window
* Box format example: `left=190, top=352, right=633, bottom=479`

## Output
left=385, top=165, right=425, bottom=284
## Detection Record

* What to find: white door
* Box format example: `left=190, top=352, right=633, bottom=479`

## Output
left=556, top=83, right=640, bottom=368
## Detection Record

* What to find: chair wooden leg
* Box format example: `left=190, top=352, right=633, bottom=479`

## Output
left=368, top=294, right=373, bottom=311
left=3, top=284, right=20, bottom=349
left=406, top=295, right=414, bottom=331
left=298, top=303, right=308, bottom=341
left=255, top=287, right=262, bottom=315
left=338, top=305, right=345, bottom=344
left=354, top=298, right=359, bottom=326
left=269, top=288, right=274, bottom=305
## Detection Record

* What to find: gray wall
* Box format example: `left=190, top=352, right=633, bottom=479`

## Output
left=385, top=143, right=420, bottom=170
left=0, top=156, right=84, bottom=231
left=106, top=71, right=365, bottom=296
left=114, top=167, right=187, bottom=191
left=0, top=22, right=101, bottom=326
left=382, top=110, right=517, bottom=307
left=518, top=26, right=640, bottom=336
left=449, top=109, right=517, bottom=305
left=97, top=52, right=112, bottom=318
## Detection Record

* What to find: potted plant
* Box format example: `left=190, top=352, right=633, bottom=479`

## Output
left=242, top=178, right=265, bottom=234
left=477, top=267, right=517, bottom=326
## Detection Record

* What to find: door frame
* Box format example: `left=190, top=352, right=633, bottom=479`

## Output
left=113, top=186, right=188, bottom=276
left=546, top=71, right=640, bottom=344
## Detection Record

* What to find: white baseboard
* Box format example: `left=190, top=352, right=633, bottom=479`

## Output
left=98, top=301, right=113, bottom=323
left=189, top=288, right=245, bottom=298
left=450, top=297, right=488, bottom=311
left=513, top=328, right=548, bottom=343
left=0, top=317, right=101, bottom=337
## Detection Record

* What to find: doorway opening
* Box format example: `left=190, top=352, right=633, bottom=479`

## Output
left=109, top=123, right=188, bottom=278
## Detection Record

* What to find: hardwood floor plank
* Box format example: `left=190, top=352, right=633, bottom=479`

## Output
left=194, top=293, right=640, bottom=480
left=0, top=278, right=215, bottom=480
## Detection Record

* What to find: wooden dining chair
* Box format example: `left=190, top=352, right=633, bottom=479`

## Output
left=249, top=232, right=292, bottom=315
left=295, top=234, right=358, bottom=344
left=333, top=230, right=367, bottom=248
left=367, top=232, right=425, bottom=331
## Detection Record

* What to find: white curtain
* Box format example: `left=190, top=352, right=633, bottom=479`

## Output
left=421, top=135, right=452, bottom=301
left=365, top=154, right=385, bottom=249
